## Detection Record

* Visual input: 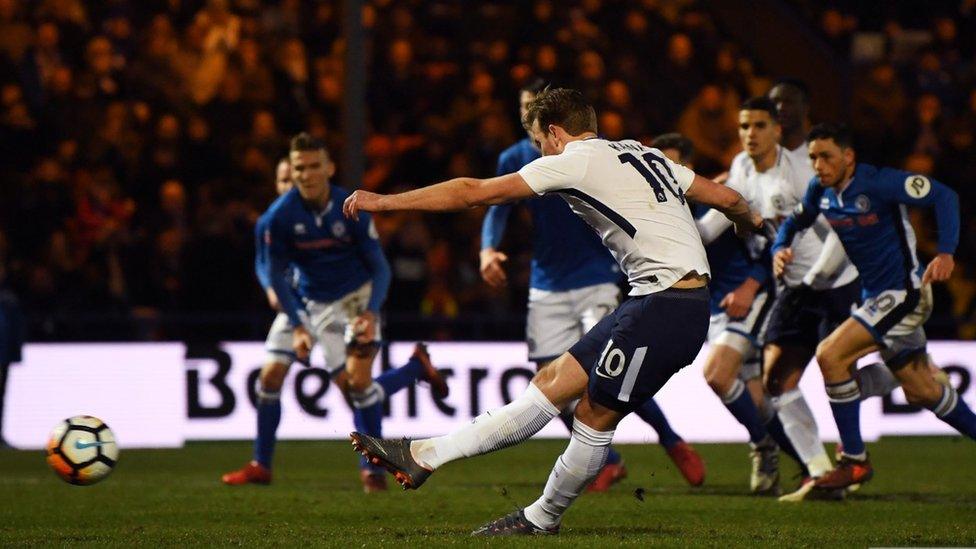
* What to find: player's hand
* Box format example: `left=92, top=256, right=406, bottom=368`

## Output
left=343, top=190, right=384, bottom=220
left=734, top=212, right=764, bottom=238
left=265, top=288, right=280, bottom=311
left=720, top=280, right=758, bottom=320
left=773, top=248, right=793, bottom=279
left=292, top=325, right=313, bottom=364
left=479, top=248, right=509, bottom=287
left=351, top=310, right=377, bottom=343
left=923, top=253, right=954, bottom=284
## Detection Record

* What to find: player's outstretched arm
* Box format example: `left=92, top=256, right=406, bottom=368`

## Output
left=684, top=174, right=762, bottom=237
left=343, top=173, right=536, bottom=219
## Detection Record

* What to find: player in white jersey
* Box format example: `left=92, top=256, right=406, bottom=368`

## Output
left=342, top=88, right=763, bottom=535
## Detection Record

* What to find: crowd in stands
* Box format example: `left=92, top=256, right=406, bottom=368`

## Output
left=0, top=0, right=974, bottom=341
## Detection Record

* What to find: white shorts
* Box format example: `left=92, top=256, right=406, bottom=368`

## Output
left=852, top=284, right=932, bottom=366
left=265, top=283, right=380, bottom=375
left=526, top=282, right=620, bottom=362
left=706, top=290, right=772, bottom=380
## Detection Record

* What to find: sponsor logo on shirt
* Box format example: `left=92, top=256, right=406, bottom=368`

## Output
left=904, top=175, right=931, bottom=198
left=294, top=223, right=307, bottom=235
left=855, top=194, right=871, bottom=212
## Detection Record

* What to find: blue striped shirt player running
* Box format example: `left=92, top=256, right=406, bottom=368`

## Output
left=772, top=122, right=975, bottom=494
left=222, top=137, right=449, bottom=493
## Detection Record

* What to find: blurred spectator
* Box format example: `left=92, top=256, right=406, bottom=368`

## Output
left=852, top=63, right=909, bottom=163
left=676, top=84, right=741, bottom=174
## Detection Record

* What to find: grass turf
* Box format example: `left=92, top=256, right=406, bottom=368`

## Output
left=1, top=437, right=974, bottom=547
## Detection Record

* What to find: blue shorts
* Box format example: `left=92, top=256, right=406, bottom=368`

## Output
left=568, top=287, right=710, bottom=413
left=764, top=280, right=860, bottom=349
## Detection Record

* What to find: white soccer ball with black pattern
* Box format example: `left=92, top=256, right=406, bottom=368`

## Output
left=46, top=416, right=119, bottom=485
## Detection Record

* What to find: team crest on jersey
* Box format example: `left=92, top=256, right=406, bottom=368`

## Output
left=854, top=194, right=871, bottom=212
left=772, top=194, right=786, bottom=212
left=293, top=223, right=307, bottom=235
left=331, top=220, right=346, bottom=238
left=905, top=175, right=931, bottom=198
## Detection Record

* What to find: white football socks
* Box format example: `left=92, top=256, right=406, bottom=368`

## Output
left=855, top=362, right=900, bottom=399
left=773, top=389, right=832, bottom=477
left=523, top=419, right=615, bottom=530
left=410, top=382, right=559, bottom=470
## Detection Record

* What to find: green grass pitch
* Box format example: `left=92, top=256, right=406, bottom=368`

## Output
left=1, top=437, right=974, bottom=546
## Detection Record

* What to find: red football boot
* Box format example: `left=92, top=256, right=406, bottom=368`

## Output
left=413, top=343, right=450, bottom=399
left=222, top=461, right=272, bottom=485
left=587, top=460, right=628, bottom=492
left=815, top=455, right=873, bottom=490
left=666, top=441, right=706, bottom=486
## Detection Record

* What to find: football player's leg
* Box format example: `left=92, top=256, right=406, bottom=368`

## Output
left=521, top=395, right=622, bottom=532
left=410, top=350, right=585, bottom=470
left=223, top=314, right=295, bottom=484
left=765, top=343, right=830, bottom=477
left=254, top=359, right=291, bottom=469
left=527, top=289, right=578, bottom=434
left=815, top=318, right=878, bottom=460
left=889, top=346, right=976, bottom=440
left=854, top=361, right=900, bottom=398
left=892, top=351, right=975, bottom=437
left=343, top=347, right=387, bottom=476
left=633, top=398, right=681, bottom=449
left=575, top=283, right=628, bottom=485
left=522, top=287, right=709, bottom=530
left=705, top=342, right=768, bottom=445
left=410, top=311, right=619, bottom=471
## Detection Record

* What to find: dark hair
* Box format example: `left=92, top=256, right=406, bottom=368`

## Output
left=740, top=96, right=779, bottom=120
left=523, top=87, right=598, bottom=136
left=650, top=133, right=694, bottom=162
left=520, top=78, right=547, bottom=96
left=807, top=122, right=853, bottom=148
left=290, top=132, right=327, bottom=154
left=770, top=77, right=811, bottom=104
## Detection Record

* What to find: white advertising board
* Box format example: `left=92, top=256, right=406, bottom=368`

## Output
left=4, top=343, right=186, bottom=449
left=4, top=341, right=975, bottom=448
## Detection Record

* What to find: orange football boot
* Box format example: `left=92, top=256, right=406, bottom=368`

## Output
left=222, top=461, right=272, bottom=485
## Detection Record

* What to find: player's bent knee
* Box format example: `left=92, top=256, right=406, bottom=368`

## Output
left=703, top=357, right=735, bottom=395
left=815, top=340, right=843, bottom=375
left=260, top=362, right=290, bottom=393
left=530, top=353, right=588, bottom=409
left=574, top=394, right=623, bottom=432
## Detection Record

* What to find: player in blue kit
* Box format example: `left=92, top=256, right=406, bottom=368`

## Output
left=479, top=82, right=705, bottom=489
left=222, top=136, right=448, bottom=492
left=344, top=88, right=763, bottom=534
left=773, top=123, right=976, bottom=492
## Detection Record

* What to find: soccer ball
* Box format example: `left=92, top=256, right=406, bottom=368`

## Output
left=46, top=416, right=119, bottom=485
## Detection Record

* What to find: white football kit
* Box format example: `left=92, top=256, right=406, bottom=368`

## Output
left=518, top=138, right=710, bottom=294
left=517, top=137, right=712, bottom=412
